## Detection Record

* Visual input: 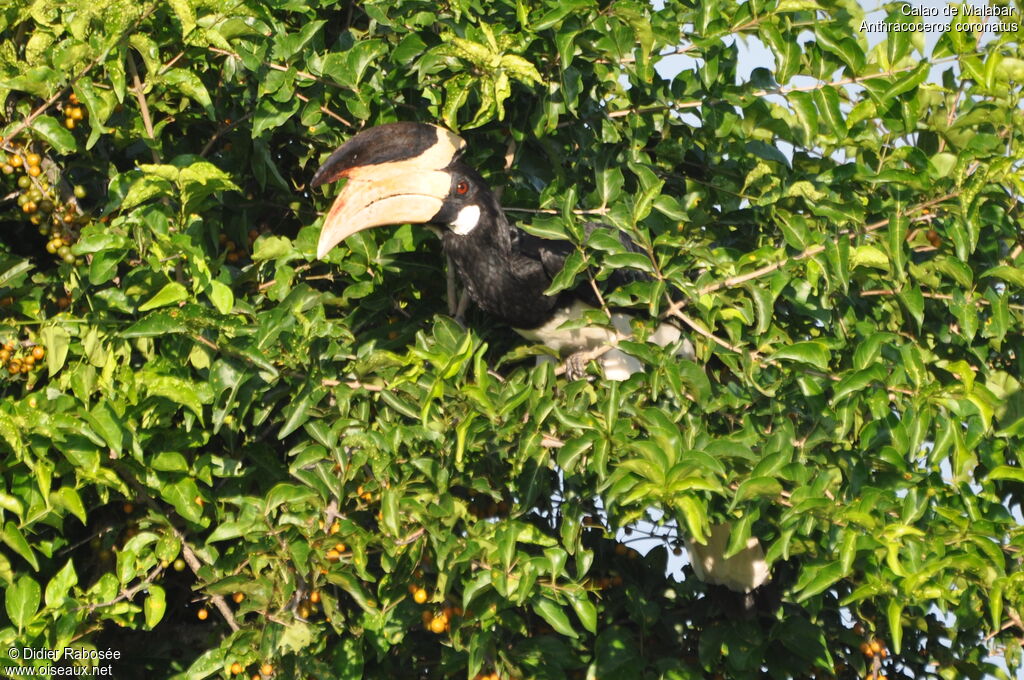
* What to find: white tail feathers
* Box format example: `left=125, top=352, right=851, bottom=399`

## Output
left=684, top=522, right=770, bottom=593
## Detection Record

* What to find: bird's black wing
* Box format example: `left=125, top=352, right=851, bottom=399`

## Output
left=506, top=221, right=652, bottom=308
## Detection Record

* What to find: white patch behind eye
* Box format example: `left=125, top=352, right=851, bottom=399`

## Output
left=450, top=205, right=481, bottom=235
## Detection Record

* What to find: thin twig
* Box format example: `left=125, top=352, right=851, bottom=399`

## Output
left=126, top=52, right=160, bottom=163
left=200, top=111, right=254, bottom=157
left=505, top=206, right=610, bottom=216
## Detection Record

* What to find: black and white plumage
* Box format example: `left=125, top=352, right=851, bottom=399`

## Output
left=311, top=121, right=691, bottom=380
left=311, top=122, right=768, bottom=593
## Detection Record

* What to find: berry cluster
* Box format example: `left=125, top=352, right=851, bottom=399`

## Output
left=2, top=142, right=88, bottom=265
left=220, top=227, right=269, bottom=264
left=420, top=602, right=462, bottom=634
left=63, top=93, right=87, bottom=129
left=1, top=340, right=44, bottom=376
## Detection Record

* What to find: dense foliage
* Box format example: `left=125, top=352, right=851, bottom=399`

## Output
left=1, top=0, right=1023, bottom=679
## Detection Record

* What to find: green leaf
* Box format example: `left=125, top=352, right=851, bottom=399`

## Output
left=5, top=574, right=40, bottom=631
left=207, top=280, right=233, bottom=314
left=568, top=591, right=597, bottom=634
left=167, top=0, right=197, bottom=35
left=795, top=562, right=845, bottom=601
left=141, top=372, right=208, bottom=420
left=252, top=235, right=293, bottom=261
left=184, top=648, right=225, bottom=680
left=831, top=365, right=888, bottom=403
left=769, top=341, right=830, bottom=371
left=162, top=68, right=213, bottom=114
left=2, top=522, right=39, bottom=570
left=812, top=86, right=847, bottom=138
left=887, top=599, right=903, bottom=654
left=162, top=477, right=205, bottom=524
left=139, top=282, right=189, bottom=311
left=880, top=62, right=929, bottom=102
left=120, top=175, right=175, bottom=211
left=988, top=466, right=1024, bottom=483
left=30, top=115, right=77, bottom=154
left=44, top=560, right=78, bottom=608
left=732, top=477, right=783, bottom=504
left=144, top=584, right=167, bottom=628
left=41, top=324, right=70, bottom=376
left=788, top=91, right=818, bottom=144
left=981, top=265, right=1024, bottom=288
left=533, top=596, right=578, bottom=637
left=850, top=245, right=889, bottom=271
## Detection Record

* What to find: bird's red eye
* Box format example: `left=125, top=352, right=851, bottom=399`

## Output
left=456, top=180, right=469, bottom=195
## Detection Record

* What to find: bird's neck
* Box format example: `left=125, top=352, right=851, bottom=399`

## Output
left=441, top=199, right=559, bottom=328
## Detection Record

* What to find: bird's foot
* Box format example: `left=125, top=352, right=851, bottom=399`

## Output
left=563, top=352, right=590, bottom=380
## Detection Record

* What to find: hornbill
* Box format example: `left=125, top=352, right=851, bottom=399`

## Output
left=311, top=121, right=768, bottom=593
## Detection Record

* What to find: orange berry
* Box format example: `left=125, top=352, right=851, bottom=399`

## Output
left=309, top=591, right=320, bottom=604
left=65, top=118, right=75, bottom=129
left=8, top=154, right=22, bottom=167
left=413, top=587, right=428, bottom=604
left=230, top=662, right=243, bottom=675
left=870, top=639, right=883, bottom=655
left=260, top=664, right=273, bottom=676
left=429, top=616, right=447, bottom=634
left=233, top=592, right=245, bottom=604
left=31, top=346, right=44, bottom=360
left=25, top=153, right=41, bottom=167
left=197, top=608, right=209, bottom=620
left=860, top=642, right=873, bottom=657
left=334, top=543, right=346, bottom=553
left=68, top=92, right=79, bottom=104
left=70, top=107, right=84, bottom=121
left=325, top=549, right=340, bottom=561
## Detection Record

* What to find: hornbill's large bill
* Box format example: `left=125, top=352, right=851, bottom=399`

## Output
left=311, top=122, right=768, bottom=593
